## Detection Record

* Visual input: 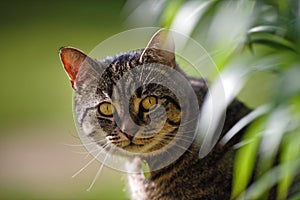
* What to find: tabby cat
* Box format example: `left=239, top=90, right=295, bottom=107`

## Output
left=60, top=29, right=258, bottom=199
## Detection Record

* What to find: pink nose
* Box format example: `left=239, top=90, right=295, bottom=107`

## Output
left=120, top=118, right=139, bottom=139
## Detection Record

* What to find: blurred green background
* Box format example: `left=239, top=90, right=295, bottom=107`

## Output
left=0, top=0, right=128, bottom=199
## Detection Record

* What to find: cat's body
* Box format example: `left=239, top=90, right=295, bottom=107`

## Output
left=60, top=29, right=263, bottom=199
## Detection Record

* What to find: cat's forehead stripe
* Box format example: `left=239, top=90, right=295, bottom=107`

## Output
left=96, top=50, right=142, bottom=97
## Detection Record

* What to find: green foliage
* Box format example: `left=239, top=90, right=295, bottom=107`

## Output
left=232, top=117, right=265, bottom=199
left=160, top=0, right=185, bottom=28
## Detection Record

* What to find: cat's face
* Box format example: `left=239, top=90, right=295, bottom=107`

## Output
left=60, top=30, right=198, bottom=157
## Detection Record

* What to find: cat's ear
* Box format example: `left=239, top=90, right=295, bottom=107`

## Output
left=139, top=29, right=176, bottom=68
left=59, top=47, right=98, bottom=90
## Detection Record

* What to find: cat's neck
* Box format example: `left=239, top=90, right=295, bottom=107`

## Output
left=139, top=141, right=235, bottom=199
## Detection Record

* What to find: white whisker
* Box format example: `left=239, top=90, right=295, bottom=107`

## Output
left=176, top=129, right=197, bottom=134
left=168, top=131, right=196, bottom=140
left=63, top=137, right=106, bottom=147
left=63, top=142, right=94, bottom=147
left=83, top=145, right=100, bottom=159
left=68, top=149, right=91, bottom=155
left=152, top=137, right=192, bottom=154
left=170, top=141, right=192, bottom=153
left=63, top=141, right=92, bottom=147
left=86, top=146, right=114, bottom=191
left=71, top=143, right=109, bottom=178
left=83, top=141, right=108, bottom=159
left=164, top=134, right=193, bottom=144
left=179, top=117, right=198, bottom=126
left=84, top=151, right=92, bottom=159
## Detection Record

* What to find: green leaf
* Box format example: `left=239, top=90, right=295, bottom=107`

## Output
left=220, top=104, right=270, bottom=145
left=142, top=159, right=151, bottom=179
left=237, top=158, right=300, bottom=200
left=278, top=130, right=300, bottom=199
left=231, top=117, right=265, bottom=199
left=159, top=0, right=185, bottom=28
left=248, top=25, right=286, bottom=36
left=247, top=32, right=298, bottom=53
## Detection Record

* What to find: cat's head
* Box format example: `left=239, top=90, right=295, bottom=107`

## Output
left=60, top=29, right=199, bottom=159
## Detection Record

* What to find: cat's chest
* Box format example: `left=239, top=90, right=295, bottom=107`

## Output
left=127, top=145, right=235, bottom=200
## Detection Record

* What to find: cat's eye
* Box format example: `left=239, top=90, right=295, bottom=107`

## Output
left=141, top=96, right=158, bottom=111
left=98, top=102, right=113, bottom=117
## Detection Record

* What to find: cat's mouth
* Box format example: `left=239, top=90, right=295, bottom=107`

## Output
left=123, top=133, right=153, bottom=151
left=123, top=142, right=145, bottom=151
left=106, top=130, right=156, bottom=153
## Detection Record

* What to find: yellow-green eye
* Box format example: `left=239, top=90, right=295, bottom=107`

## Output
left=141, top=96, right=158, bottom=110
left=98, top=102, right=113, bottom=117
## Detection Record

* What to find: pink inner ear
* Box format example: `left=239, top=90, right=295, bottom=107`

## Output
left=60, top=47, right=86, bottom=88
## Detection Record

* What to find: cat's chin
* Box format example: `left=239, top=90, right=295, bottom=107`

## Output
left=121, top=141, right=169, bottom=156
left=122, top=143, right=145, bottom=153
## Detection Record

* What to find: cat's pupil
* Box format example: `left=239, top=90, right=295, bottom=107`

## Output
left=141, top=96, right=158, bottom=111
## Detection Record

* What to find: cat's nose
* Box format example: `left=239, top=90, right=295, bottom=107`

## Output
left=120, top=118, right=139, bottom=139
